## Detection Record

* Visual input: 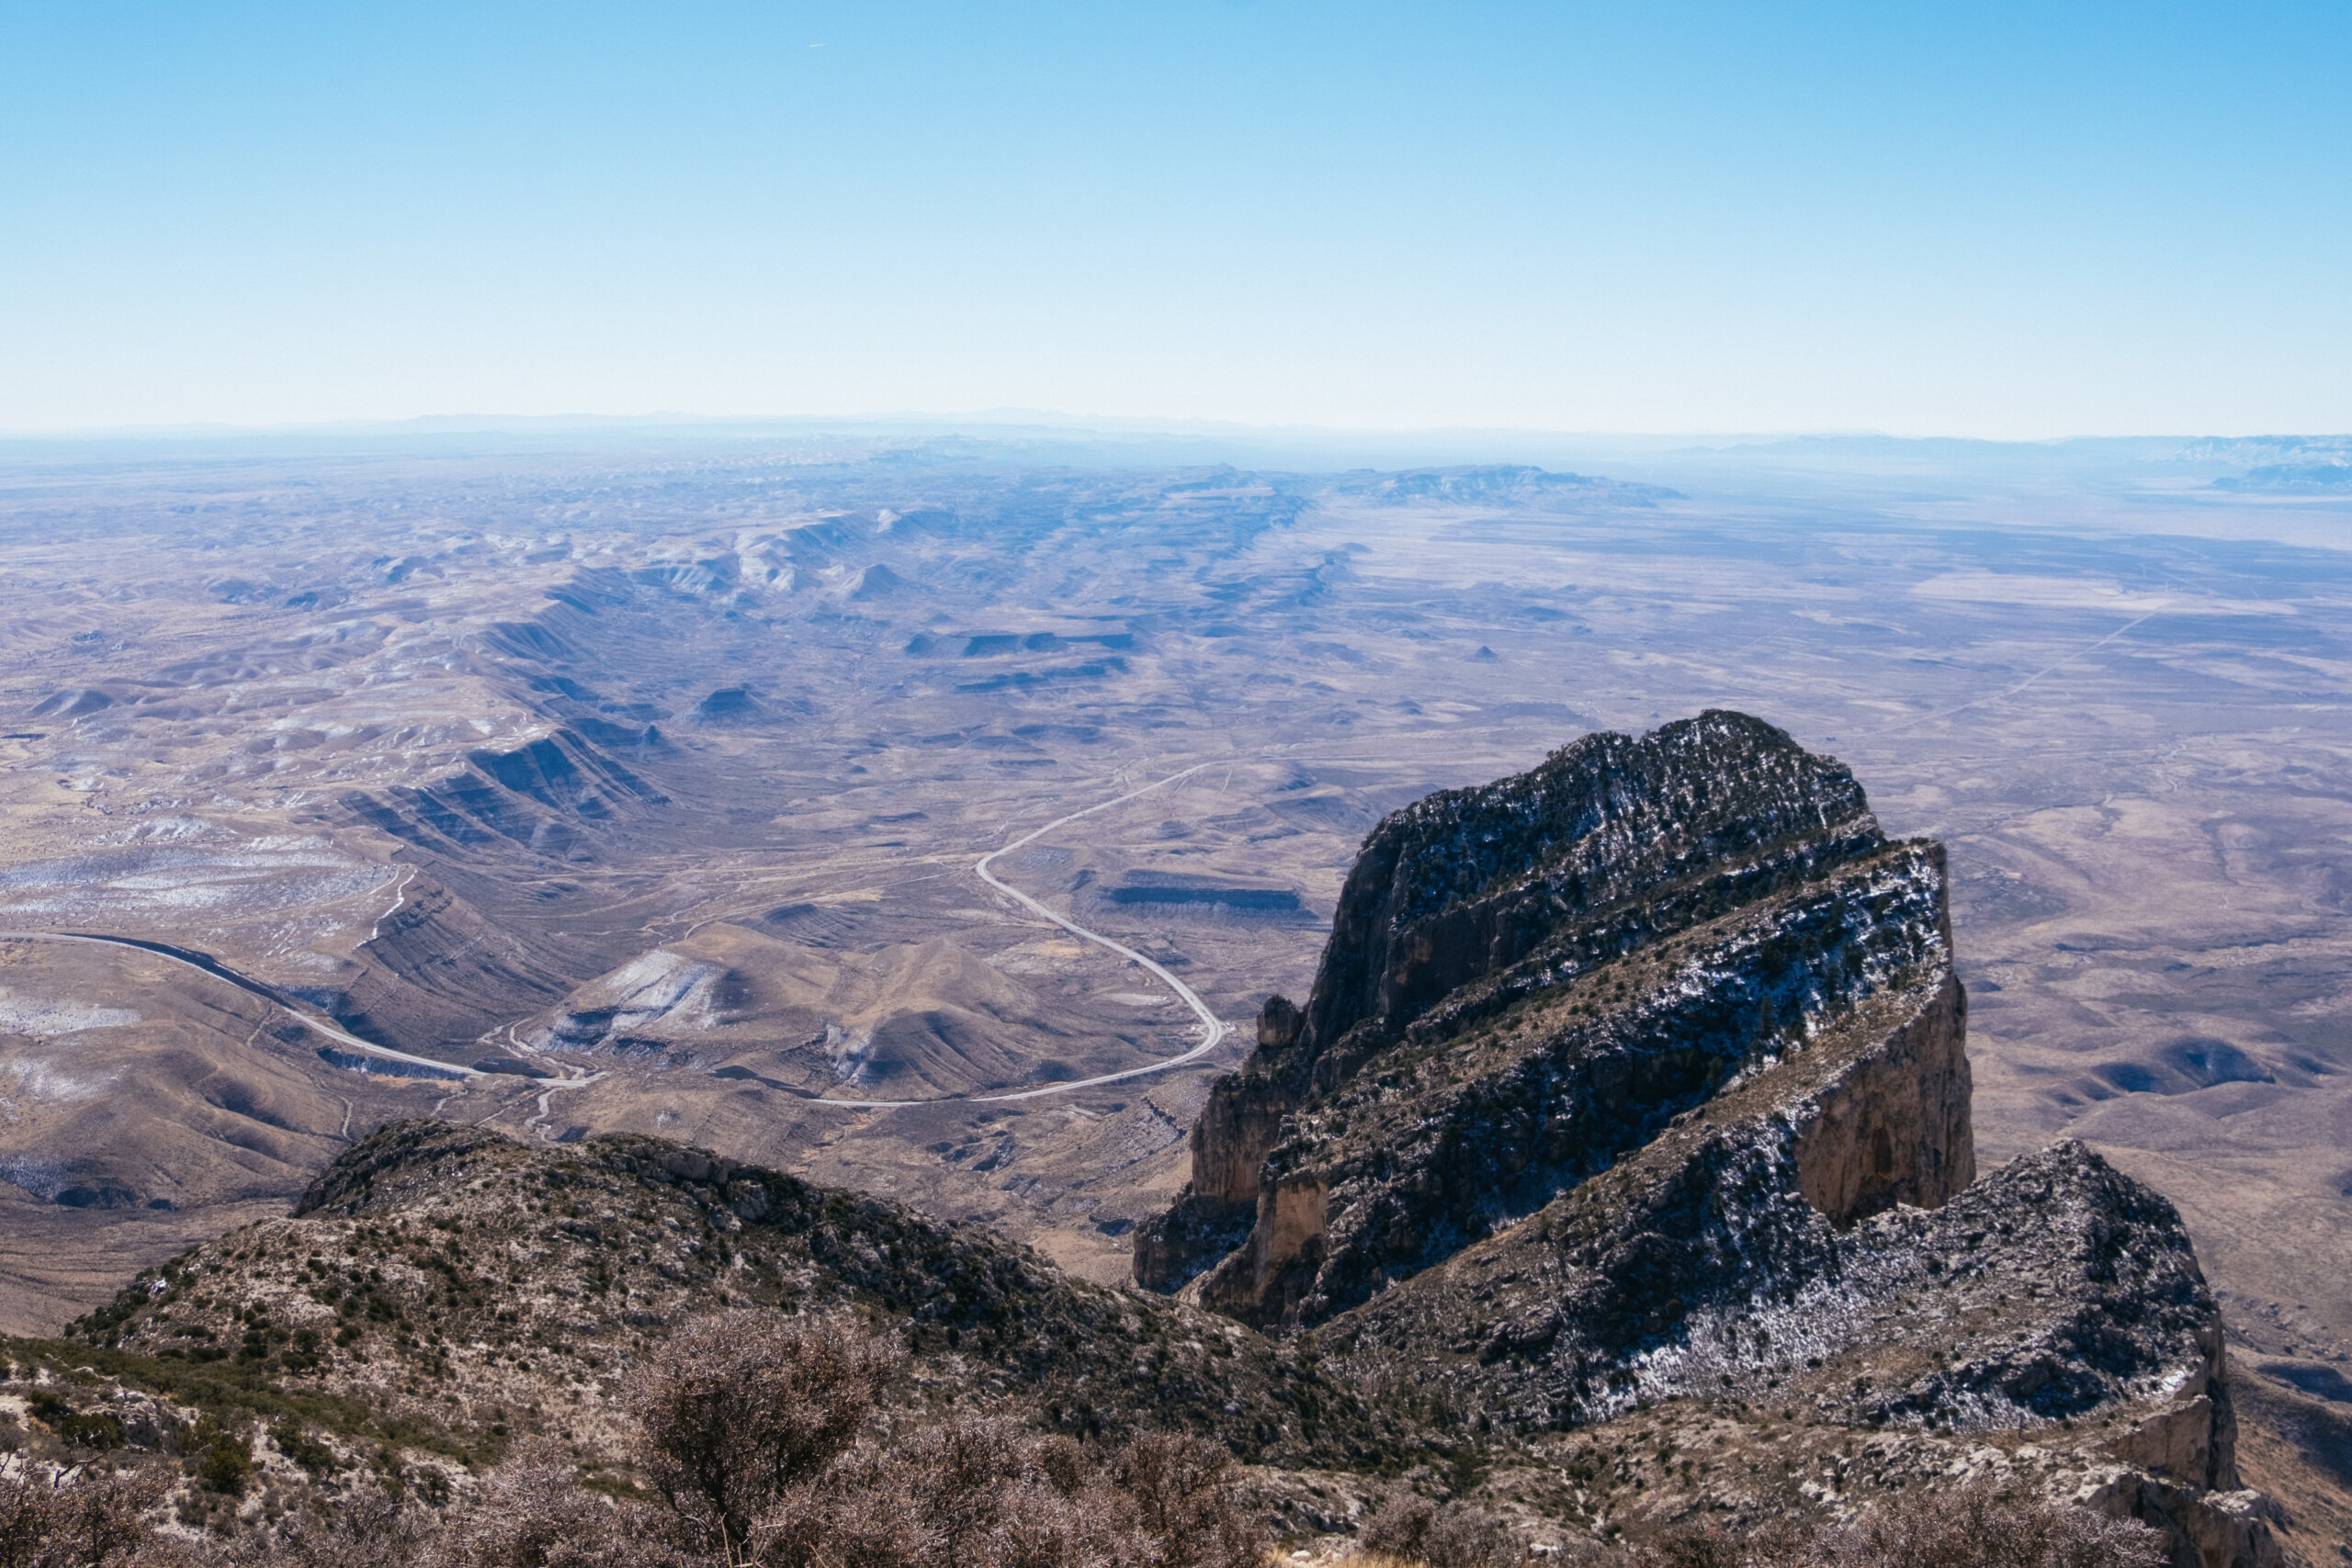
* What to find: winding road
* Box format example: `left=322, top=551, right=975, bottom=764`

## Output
left=808, top=761, right=1236, bottom=1109
left=0, top=763, right=1239, bottom=1113
left=0, top=930, right=481, bottom=1079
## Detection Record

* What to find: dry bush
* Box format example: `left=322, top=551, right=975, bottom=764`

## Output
left=745, top=1414, right=1262, bottom=1568
left=1629, top=1522, right=1770, bottom=1568
left=432, top=1442, right=684, bottom=1568
left=628, top=1313, right=899, bottom=1561
left=625, top=1314, right=1261, bottom=1568
left=215, top=1483, right=435, bottom=1568
left=1344, top=1483, right=2163, bottom=1568
left=1625, top=1485, right=2166, bottom=1568
left=1105, top=1429, right=1239, bottom=1541
left=0, top=1314, right=1267, bottom=1568
left=1357, top=1494, right=1520, bottom=1568
left=0, top=1464, right=170, bottom=1568
left=514, top=1316, right=1261, bottom=1568
left=1808, top=1483, right=2166, bottom=1568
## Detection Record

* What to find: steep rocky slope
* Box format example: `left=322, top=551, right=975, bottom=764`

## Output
left=1138, top=712, right=1964, bottom=1315
left=1137, top=714, right=2288, bottom=1567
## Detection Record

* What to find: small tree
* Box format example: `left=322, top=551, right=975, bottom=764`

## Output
left=0, top=1465, right=165, bottom=1568
left=240, top=1481, right=436, bottom=1568
left=1358, top=1494, right=1519, bottom=1568
left=187, top=1418, right=254, bottom=1499
left=435, top=1442, right=675, bottom=1568
left=628, top=1314, right=899, bottom=1563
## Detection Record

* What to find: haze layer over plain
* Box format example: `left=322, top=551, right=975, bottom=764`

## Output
left=0, top=430, right=2345, bottom=1420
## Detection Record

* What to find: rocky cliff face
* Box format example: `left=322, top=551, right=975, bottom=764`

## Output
left=1135, top=713, right=2279, bottom=1567
left=1278, top=710, right=1885, bottom=1082
left=1186, top=840, right=1973, bottom=1330
left=1136, top=711, right=1949, bottom=1308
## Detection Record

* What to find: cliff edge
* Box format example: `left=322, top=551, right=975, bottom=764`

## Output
left=1136, top=712, right=2279, bottom=1567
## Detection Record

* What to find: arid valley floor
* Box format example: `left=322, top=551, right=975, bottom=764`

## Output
left=2, top=426, right=2348, bottom=1537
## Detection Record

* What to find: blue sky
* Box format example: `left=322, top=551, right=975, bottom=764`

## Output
left=4, top=2, right=2346, bottom=435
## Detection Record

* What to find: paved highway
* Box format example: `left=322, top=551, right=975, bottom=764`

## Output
left=0, top=930, right=482, bottom=1079
left=0, top=762, right=1242, bottom=1111
left=809, top=762, right=1237, bottom=1109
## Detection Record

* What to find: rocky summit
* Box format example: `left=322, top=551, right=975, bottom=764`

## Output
left=1138, top=712, right=2284, bottom=1566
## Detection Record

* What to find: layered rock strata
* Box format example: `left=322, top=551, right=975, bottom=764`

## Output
left=1136, top=711, right=1966, bottom=1314
left=1135, top=712, right=2278, bottom=1566
left=1197, top=841, right=1971, bottom=1328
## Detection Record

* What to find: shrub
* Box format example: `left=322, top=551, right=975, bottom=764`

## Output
left=628, top=1314, right=1262, bottom=1568
left=1358, top=1494, right=1520, bottom=1568
left=231, top=1483, right=435, bottom=1568
left=627, top=1313, right=899, bottom=1560
left=743, top=1413, right=1262, bottom=1568
left=177, top=1416, right=257, bottom=1500
left=25, top=1393, right=123, bottom=1454
left=0, top=1464, right=165, bottom=1568
left=434, top=1443, right=678, bottom=1568
left=1633, top=1521, right=1781, bottom=1568
left=1806, top=1483, right=2166, bottom=1568
left=266, top=1420, right=336, bottom=1479
left=1625, top=1484, right=2166, bottom=1568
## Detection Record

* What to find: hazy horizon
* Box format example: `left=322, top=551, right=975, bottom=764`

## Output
left=8, top=409, right=2352, bottom=443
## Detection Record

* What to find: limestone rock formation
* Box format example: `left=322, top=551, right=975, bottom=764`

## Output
left=1135, top=712, right=2278, bottom=1566
left=1136, top=710, right=1957, bottom=1314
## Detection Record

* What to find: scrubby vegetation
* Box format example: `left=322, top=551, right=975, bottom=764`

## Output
left=0, top=1308, right=2172, bottom=1568
left=0, top=1122, right=2212, bottom=1568
left=1612, top=1484, right=2167, bottom=1568
left=3, top=1314, right=1265, bottom=1568
left=54, top=1122, right=1382, bottom=1477
left=1336, top=1483, right=2164, bottom=1568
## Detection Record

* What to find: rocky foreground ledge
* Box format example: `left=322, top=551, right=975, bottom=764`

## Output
left=1138, top=712, right=2285, bottom=1567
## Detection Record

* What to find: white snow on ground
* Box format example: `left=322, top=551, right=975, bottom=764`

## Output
left=590, top=949, right=724, bottom=1027
left=109, top=817, right=220, bottom=843
left=823, top=1023, right=876, bottom=1084
left=0, top=1155, right=73, bottom=1200
left=0, top=988, right=140, bottom=1036
left=526, top=948, right=725, bottom=1052
left=0, top=846, right=392, bottom=921
left=0, top=1055, right=119, bottom=1101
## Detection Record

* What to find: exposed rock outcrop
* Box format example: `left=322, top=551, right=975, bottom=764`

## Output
left=1137, top=711, right=1950, bottom=1313
left=343, top=726, right=670, bottom=863
left=1189, top=841, right=1974, bottom=1329
left=1135, top=712, right=2277, bottom=1567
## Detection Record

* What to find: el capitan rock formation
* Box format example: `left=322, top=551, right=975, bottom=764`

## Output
left=1136, top=713, right=2280, bottom=1566
left=1138, top=711, right=1974, bottom=1317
